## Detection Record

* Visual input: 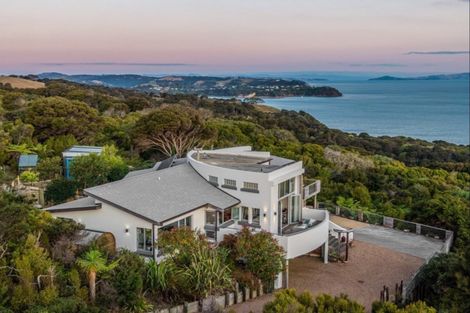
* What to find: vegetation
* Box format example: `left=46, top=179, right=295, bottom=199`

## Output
left=263, top=289, right=366, bottom=313
left=220, top=228, right=285, bottom=289
left=0, top=79, right=468, bottom=310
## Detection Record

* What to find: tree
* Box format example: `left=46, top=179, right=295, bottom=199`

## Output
left=70, top=145, right=128, bottom=189
left=76, top=249, right=115, bottom=303
left=133, top=105, right=213, bottom=157
left=25, top=96, right=103, bottom=143
left=37, top=156, right=62, bottom=180
left=220, top=228, right=285, bottom=287
left=44, top=178, right=77, bottom=204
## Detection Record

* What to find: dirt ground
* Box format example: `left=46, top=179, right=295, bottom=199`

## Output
left=228, top=240, right=424, bottom=313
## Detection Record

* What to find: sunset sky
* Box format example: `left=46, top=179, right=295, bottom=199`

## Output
left=1, top=0, right=469, bottom=75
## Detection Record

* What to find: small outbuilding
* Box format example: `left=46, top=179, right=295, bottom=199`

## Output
left=18, top=154, right=38, bottom=172
left=62, top=145, right=103, bottom=178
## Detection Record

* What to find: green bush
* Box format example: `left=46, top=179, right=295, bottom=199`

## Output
left=44, top=178, right=77, bottom=204
left=263, top=289, right=366, bottom=313
left=19, top=170, right=39, bottom=183
left=372, top=301, right=436, bottom=313
left=111, top=250, right=146, bottom=310
left=178, top=245, right=232, bottom=299
left=221, top=227, right=285, bottom=287
left=37, top=156, right=62, bottom=180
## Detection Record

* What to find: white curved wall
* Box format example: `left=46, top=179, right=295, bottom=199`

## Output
left=276, top=210, right=329, bottom=259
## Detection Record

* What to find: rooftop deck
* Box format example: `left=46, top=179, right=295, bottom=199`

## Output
left=191, top=152, right=294, bottom=173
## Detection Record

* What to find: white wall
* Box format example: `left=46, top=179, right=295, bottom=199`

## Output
left=50, top=202, right=154, bottom=252
left=188, top=149, right=304, bottom=234
left=276, top=210, right=329, bottom=259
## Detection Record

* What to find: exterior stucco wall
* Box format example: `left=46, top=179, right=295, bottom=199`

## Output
left=50, top=202, right=154, bottom=252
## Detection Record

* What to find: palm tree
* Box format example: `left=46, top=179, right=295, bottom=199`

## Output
left=77, top=249, right=115, bottom=302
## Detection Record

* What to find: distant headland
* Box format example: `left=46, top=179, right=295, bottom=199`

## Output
left=369, top=72, right=469, bottom=81
left=36, top=73, right=342, bottom=98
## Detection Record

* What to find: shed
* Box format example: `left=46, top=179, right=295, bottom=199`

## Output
left=18, top=154, right=38, bottom=171
left=62, top=145, right=103, bottom=178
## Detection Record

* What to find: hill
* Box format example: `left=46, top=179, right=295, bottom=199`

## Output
left=0, top=76, right=45, bottom=89
left=37, top=73, right=342, bottom=97
left=369, top=73, right=470, bottom=81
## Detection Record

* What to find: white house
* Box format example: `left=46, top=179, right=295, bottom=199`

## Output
left=46, top=147, right=330, bottom=267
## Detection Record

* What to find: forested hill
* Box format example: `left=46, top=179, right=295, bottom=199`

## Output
left=1, top=79, right=467, bottom=171
left=35, top=73, right=342, bottom=97
left=0, top=79, right=469, bottom=310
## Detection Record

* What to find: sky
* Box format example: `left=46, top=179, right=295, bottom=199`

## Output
left=1, top=0, right=469, bottom=75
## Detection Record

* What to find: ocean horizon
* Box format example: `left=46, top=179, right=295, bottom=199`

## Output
left=262, top=80, right=469, bottom=145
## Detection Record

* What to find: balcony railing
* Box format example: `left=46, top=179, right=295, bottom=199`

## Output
left=303, top=180, right=321, bottom=200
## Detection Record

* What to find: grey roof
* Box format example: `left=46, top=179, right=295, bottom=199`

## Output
left=19, top=154, right=38, bottom=168
left=84, top=163, right=240, bottom=224
left=193, top=152, right=295, bottom=173
left=45, top=197, right=101, bottom=212
left=64, top=145, right=103, bottom=153
left=124, top=157, right=187, bottom=179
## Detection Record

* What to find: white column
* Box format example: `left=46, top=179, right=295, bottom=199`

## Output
left=323, top=241, right=329, bottom=264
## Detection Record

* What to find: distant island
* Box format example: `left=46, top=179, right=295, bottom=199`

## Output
left=369, top=72, right=469, bottom=81
left=37, top=73, right=342, bottom=97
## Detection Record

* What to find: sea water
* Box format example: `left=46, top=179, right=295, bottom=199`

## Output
left=262, top=80, right=469, bottom=145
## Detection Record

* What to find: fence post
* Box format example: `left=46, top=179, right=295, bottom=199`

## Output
left=416, top=224, right=421, bottom=235
left=335, top=206, right=340, bottom=215
left=358, top=210, right=363, bottom=222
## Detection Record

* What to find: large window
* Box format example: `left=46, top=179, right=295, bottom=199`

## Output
left=232, top=207, right=240, bottom=221
left=160, top=216, right=192, bottom=231
left=241, top=206, right=249, bottom=222
left=137, top=227, right=153, bottom=252
left=279, top=178, right=295, bottom=198
left=252, top=208, right=261, bottom=225
left=205, top=210, right=216, bottom=225
left=290, top=195, right=301, bottom=223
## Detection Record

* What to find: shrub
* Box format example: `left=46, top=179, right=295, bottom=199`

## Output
left=19, top=170, right=39, bottom=183
left=263, top=289, right=366, bottom=313
left=111, top=250, right=146, bottom=310
left=37, top=156, right=62, bottom=180
left=221, top=227, right=285, bottom=287
left=372, top=300, right=436, bottom=313
left=178, top=245, right=232, bottom=299
left=157, top=227, right=209, bottom=265
left=44, top=178, right=77, bottom=204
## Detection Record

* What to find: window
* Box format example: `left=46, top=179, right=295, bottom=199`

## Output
left=205, top=210, right=216, bottom=225
left=242, top=182, right=259, bottom=192
left=160, top=216, right=192, bottom=231
left=278, top=178, right=295, bottom=198
left=208, top=175, right=218, bottom=186
left=231, top=207, right=240, bottom=221
left=222, top=209, right=232, bottom=223
left=222, top=178, right=237, bottom=189
left=290, top=195, right=301, bottom=223
left=241, top=206, right=249, bottom=222
left=252, top=208, right=261, bottom=225
left=137, top=227, right=153, bottom=252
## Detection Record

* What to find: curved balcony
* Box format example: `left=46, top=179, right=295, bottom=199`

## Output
left=276, top=209, right=329, bottom=259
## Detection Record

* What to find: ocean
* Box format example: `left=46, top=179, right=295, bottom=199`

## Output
left=262, top=80, right=469, bottom=145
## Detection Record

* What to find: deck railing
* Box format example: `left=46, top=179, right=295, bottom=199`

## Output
left=320, top=202, right=454, bottom=252
left=303, top=180, right=321, bottom=200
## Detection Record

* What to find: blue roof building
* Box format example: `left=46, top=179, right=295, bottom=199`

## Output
left=18, top=154, right=38, bottom=171
left=62, top=145, right=103, bottom=179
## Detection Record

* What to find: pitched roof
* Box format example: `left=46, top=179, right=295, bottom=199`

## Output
left=18, top=154, right=38, bottom=168
left=45, top=197, right=101, bottom=212
left=83, top=163, right=240, bottom=225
